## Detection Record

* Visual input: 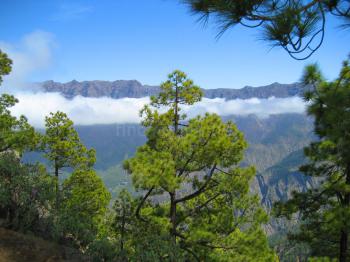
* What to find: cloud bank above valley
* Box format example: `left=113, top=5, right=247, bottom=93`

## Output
left=1, top=31, right=307, bottom=128
left=9, top=93, right=306, bottom=128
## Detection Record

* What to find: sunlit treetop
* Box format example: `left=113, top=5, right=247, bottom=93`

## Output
left=0, top=50, right=12, bottom=85
left=124, top=70, right=276, bottom=260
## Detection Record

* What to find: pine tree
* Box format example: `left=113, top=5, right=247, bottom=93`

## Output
left=0, top=50, right=53, bottom=234
left=124, top=70, right=276, bottom=261
left=0, top=50, right=37, bottom=155
left=112, top=189, right=135, bottom=260
left=60, top=169, right=111, bottom=248
left=274, top=58, right=350, bottom=261
left=0, top=152, right=54, bottom=231
left=42, top=111, right=96, bottom=209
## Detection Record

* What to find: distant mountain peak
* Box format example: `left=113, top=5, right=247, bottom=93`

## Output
left=39, top=80, right=303, bottom=100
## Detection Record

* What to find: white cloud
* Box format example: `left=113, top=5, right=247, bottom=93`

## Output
left=0, top=31, right=55, bottom=90
left=186, top=97, right=307, bottom=119
left=9, top=93, right=306, bottom=128
left=10, top=93, right=149, bottom=128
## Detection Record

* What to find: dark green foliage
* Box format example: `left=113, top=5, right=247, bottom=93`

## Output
left=274, top=58, right=350, bottom=261
left=0, top=152, right=55, bottom=233
left=183, top=0, right=350, bottom=59
left=0, top=51, right=51, bottom=235
left=112, top=189, right=135, bottom=259
left=41, top=112, right=111, bottom=249
left=42, top=111, right=96, bottom=210
left=0, top=50, right=111, bottom=259
left=129, top=222, right=184, bottom=261
left=58, top=169, right=111, bottom=248
left=88, top=236, right=120, bottom=262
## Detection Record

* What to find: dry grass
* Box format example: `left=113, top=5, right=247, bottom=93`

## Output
left=0, top=228, right=89, bottom=262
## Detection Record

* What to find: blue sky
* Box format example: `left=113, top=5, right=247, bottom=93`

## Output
left=1, top=0, right=349, bottom=89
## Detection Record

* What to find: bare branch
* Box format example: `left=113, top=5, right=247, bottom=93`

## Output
left=175, top=164, right=217, bottom=204
left=135, top=187, right=154, bottom=222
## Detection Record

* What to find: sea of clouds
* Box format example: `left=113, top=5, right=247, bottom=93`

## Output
left=0, top=31, right=307, bottom=128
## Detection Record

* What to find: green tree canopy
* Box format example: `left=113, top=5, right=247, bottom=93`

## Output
left=0, top=95, right=37, bottom=154
left=0, top=51, right=37, bottom=155
left=124, top=70, right=276, bottom=261
left=59, top=169, right=111, bottom=248
left=274, top=58, right=350, bottom=261
left=112, top=189, right=136, bottom=260
left=0, top=152, right=55, bottom=232
left=0, top=50, right=12, bottom=85
left=183, top=0, right=350, bottom=60
left=42, top=111, right=96, bottom=209
left=0, top=49, right=111, bottom=259
left=42, top=111, right=96, bottom=172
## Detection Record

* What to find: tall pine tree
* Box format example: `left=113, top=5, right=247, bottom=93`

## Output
left=124, top=70, right=276, bottom=261
left=275, top=58, right=350, bottom=261
left=42, top=111, right=96, bottom=209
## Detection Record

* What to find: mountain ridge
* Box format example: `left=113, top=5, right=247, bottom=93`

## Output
left=40, top=80, right=304, bottom=99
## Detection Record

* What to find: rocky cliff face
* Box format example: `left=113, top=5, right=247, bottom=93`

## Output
left=40, top=80, right=303, bottom=99
left=40, top=80, right=160, bottom=98
left=203, top=82, right=302, bottom=99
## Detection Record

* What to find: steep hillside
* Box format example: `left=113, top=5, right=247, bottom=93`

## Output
left=259, top=150, right=314, bottom=209
left=24, top=114, right=315, bottom=204
left=77, top=114, right=314, bottom=172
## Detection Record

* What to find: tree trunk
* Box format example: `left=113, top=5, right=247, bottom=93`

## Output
left=174, top=83, right=179, bottom=135
left=120, top=207, right=125, bottom=252
left=169, top=81, right=179, bottom=246
left=340, top=230, right=348, bottom=262
left=55, top=163, right=59, bottom=211
left=169, top=192, right=177, bottom=242
left=340, top=167, right=350, bottom=262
